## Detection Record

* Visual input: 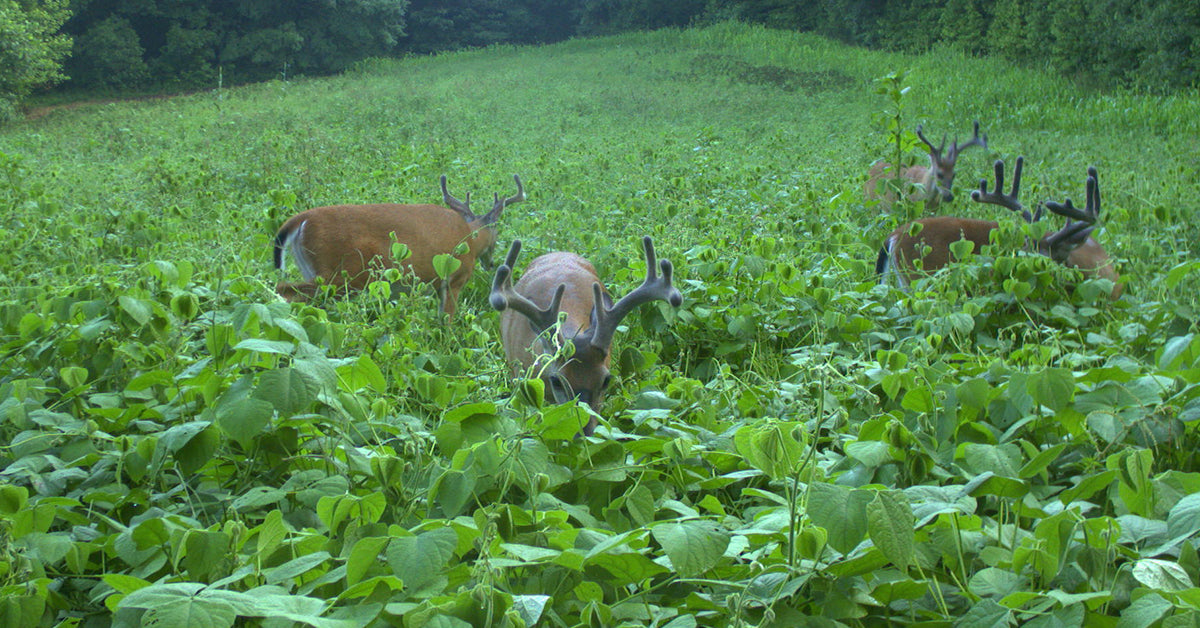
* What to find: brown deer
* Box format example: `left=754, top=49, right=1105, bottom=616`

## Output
left=865, top=121, right=987, bottom=212
left=273, top=174, right=524, bottom=316
left=876, top=157, right=1122, bottom=298
left=490, top=237, right=683, bottom=435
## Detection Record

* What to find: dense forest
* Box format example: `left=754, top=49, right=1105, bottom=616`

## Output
left=2, top=0, right=1198, bottom=118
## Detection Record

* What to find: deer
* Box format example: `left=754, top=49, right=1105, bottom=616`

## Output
left=273, top=174, right=524, bottom=316
left=489, top=236, right=683, bottom=436
left=876, top=157, right=1122, bottom=298
left=865, top=121, right=987, bottom=212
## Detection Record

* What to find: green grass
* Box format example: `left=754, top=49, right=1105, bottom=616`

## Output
left=2, top=21, right=1200, bottom=626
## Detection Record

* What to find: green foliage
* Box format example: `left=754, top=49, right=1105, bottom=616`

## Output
left=1, top=21, right=1199, bottom=625
left=0, top=0, right=71, bottom=121
left=59, top=0, right=411, bottom=89
left=67, top=16, right=150, bottom=89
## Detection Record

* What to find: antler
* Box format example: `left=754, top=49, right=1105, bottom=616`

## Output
left=441, top=175, right=472, bottom=217
left=490, top=240, right=565, bottom=334
left=915, top=124, right=945, bottom=160
left=583, top=236, right=683, bottom=351
left=948, top=120, right=987, bottom=160
left=1041, top=167, right=1101, bottom=262
left=971, top=157, right=1037, bottom=221
left=485, top=174, right=525, bottom=223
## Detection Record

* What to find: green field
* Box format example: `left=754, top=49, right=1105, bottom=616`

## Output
left=3, top=21, right=1200, bottom=626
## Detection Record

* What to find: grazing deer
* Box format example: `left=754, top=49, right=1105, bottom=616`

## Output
left=273, top=174, right=524, bottom=316
left=865, top=121, right=987, bottom=212
left=876, top=157, right=1122, bottom=298
left=490, top=237, right=683, bottom=435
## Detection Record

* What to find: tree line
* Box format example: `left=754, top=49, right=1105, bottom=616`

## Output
left=2, top=0, right=1196, bottom=121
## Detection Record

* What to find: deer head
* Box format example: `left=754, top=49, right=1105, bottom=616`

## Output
left=490, top=236, right=682, bottom=435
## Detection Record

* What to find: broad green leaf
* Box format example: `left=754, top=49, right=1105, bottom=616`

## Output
left=901, top=387, right=934, bottom=413
left=231, top=486, right=286, bottom=512
left=806, top=483, right=872, bottom=554
left=969, top=567, right=1025, bottom=598
left=232, top=339, right=295, bottom=355
left=216, top=397, right=274, bottom=449
left=512, top=595, right=550, bottom=627
left=346, top=537, right=389, bottom=586
left=650, top=520, right=730, bottom=578
left=587, top=550, right=669, bottom=584
left=1059, top=470, right=1117, bottom=505
left=432, top=253, right=462, bottom=281
left=866, top=491, right=914, bottom=572
left=1116, top=592, right=1172, bottom=628
left=1020, top=444, right=1066, bottom=479
left=386, top=527, right=458, bottom=591
left=432, top=468, right=475, bottom=518
left=961, top=443, right=1022, bottom=478
left=0, top=596, right=45, bottom=628
left=119, top=295, right=153, bottom=326
left=0, top=485, right=28, bottom=514
left=846, top=440, right=891, bottom=468
left=1027, top=367, right=1074, bottom=412
left=337, top=354, right=387, bottom=393
left=1131, top=559, right=1191, bottom=592
left=1159, top=334, right=1197, bottom=370
left=264, top=552, right=331, bottom=585
left=184, top=530, right=230, bottom=581
left=253, top=368, right=317, bottom=417
left=734, top=422, right=806, bottom=480
left=1168, top=494, right=1200, bottom=544
left=954, top=597, right=1011, bottom=627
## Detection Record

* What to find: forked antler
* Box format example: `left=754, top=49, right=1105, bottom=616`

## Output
left=581, top=236, right=683, bottom=351
left=971, top=157, right=1039, bottom=221
left=918, top=120, right=987, bottom=164
left=490, top=240, right=565, bottom=334
left=949, top=120, right=987, bottom=160
left=485, top=175, right=525, bottom=222
left=1041, top=167, right=1101, bottom=262
left=440, top=175, right=472, bottom=217
left=442, top=174, right=525, bottom=222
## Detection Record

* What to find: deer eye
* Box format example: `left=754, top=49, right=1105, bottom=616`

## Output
left=549, top=375, right=569, bottom=397
left=601, top=374, right=614, bottom=391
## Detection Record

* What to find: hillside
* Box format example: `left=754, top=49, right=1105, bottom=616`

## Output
left=2, top=22, right=1200, bottom=626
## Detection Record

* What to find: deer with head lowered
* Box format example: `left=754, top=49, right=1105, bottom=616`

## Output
left=865, top=121, right=987, bottom=212
left=876, top=157, right=1122, bottom=298
left=273, top=174, right=524, bottom=316
left=490, top=236, right=683, bottom=436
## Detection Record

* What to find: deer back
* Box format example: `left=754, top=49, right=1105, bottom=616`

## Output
left=879, top=216, right=998, bottom=287
left=274, top=174, right=524, bottom=315
left=274, top=203, right=482, bottom=310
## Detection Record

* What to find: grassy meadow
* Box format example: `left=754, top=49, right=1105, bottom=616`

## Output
left=3, top=20, right=1200, bottom=626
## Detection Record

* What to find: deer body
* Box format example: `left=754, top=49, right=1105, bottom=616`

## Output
left=273, top=175, right=523, bottom=316
left=877, top=158, right=1122, bottom=298
left=865, top=121, right=987, bottom=212
left=491, top=237, right=682, bottom=435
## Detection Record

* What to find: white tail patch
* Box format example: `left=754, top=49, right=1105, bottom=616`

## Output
left=278, top=220, right=317, bottom=281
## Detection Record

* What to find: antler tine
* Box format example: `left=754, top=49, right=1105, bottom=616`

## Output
left=1044, top=166, right=1100, bottom=223
left=950, top=120, right=988, bottom=158
left=441, top=175, right=473, bottom=217
left=915, top=124, right=944, bottom=157
left=586, top=236, right=683, bottom=351
left=1040, top=166, right=1102, bottom=262
left=490, top=240, right=565, bottom=333
left=971, top=157, right=1029, bottom=220
left=485, top=174, right=525, bottom=222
